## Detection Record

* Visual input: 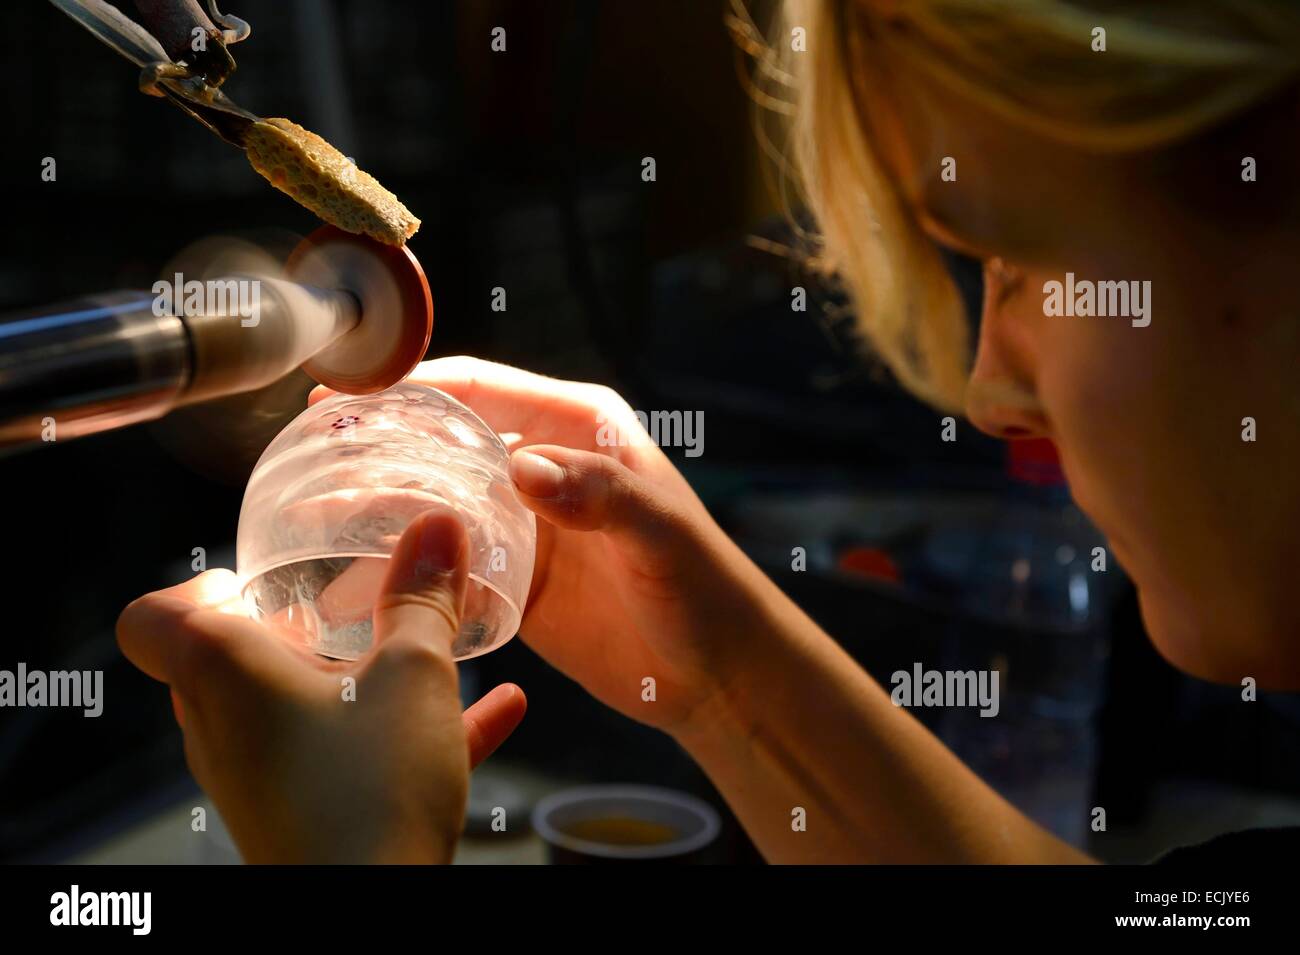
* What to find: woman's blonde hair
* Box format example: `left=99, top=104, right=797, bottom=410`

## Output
left=733, top=1, right=1300, bottom=411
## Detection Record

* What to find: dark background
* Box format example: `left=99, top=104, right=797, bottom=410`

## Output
left=1, top=0, right=1297, bottom=863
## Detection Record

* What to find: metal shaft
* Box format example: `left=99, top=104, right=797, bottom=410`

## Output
left=0, top=276, right=358, bottom=448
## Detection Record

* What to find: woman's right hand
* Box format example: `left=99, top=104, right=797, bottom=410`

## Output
left=310, top=357, right=775, bottom=735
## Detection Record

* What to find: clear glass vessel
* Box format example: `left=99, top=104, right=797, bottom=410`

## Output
left=236, top=383, right=535, bottom=661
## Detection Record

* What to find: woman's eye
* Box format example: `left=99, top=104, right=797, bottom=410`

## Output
left=985, top=257, right=1025, bottom=301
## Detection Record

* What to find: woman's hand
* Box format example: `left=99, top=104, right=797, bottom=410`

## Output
left=311, top=357, right=777, bottom=736
left=117, top=509, right=526, bottom=864
left=300, top=359, right=1088, bottom=865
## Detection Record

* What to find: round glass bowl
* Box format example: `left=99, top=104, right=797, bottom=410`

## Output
left=236, top=383, right=535, bottom=661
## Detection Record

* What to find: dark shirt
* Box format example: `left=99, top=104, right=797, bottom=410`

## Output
left=1155, top=826, right=1300, bottom=864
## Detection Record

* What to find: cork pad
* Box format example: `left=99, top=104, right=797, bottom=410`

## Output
left=244, top=118, right=420, bottom=247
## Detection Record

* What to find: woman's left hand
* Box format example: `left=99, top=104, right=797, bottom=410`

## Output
left=117, top=508, right=526, bottom=863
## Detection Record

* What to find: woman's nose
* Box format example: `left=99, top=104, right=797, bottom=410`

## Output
left=964, top=259, right=1051, bottom=440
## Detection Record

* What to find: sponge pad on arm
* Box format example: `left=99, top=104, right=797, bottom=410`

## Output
left=244, top=118, right=420, bottom=247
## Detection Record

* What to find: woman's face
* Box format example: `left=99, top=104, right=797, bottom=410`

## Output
left=850, top=27, right=1300, bottom=687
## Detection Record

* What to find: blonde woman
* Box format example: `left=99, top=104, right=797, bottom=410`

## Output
left=118, top=1, right=1300, bottom=863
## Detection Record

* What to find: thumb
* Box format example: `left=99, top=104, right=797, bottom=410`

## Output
left=508, top=444, right=699, bottom=580
left=367, top=508, right=469, bottom=673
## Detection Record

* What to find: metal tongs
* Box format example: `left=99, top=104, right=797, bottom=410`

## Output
left=49, top=0, right=261, bottom=146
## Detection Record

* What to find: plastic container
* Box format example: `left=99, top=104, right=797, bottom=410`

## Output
left=236, top=383, right=535, bottom=661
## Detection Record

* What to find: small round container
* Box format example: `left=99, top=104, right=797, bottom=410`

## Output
left=236, top=383, right=535, bottom=661
left=531, top=785, right=722, bottom=864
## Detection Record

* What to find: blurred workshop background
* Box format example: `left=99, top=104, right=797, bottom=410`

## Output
left=2, top=0, right=1298, bottom=863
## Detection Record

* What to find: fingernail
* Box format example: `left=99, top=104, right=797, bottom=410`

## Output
left=510, top=451, right=566, bottom=498
left=416, top=511, right=464, bottom=575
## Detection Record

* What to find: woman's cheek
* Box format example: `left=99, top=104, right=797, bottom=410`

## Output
left=1036, top=318, right=1168, bottom=564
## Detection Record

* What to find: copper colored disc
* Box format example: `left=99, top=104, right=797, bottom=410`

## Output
left=286, top=226, right=433, bottom=394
